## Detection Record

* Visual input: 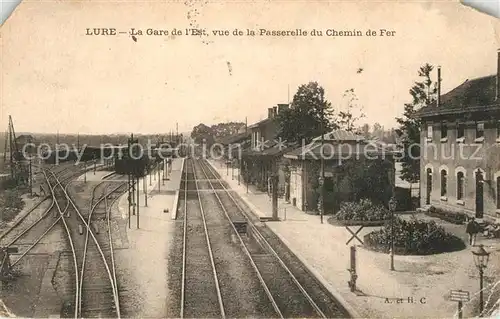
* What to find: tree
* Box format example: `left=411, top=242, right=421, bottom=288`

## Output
left=360, top=123, right=371, bottom=139
left=276, top=82, right=335, bottom=144
left=396, top=63, right=437, bottom=185
left=190, top=123, right=215, bottom=146
left=336, top=88, right=365, bottom=132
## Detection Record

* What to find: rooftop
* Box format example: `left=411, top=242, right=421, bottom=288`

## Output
left=415, top=74, right=500, bottom=118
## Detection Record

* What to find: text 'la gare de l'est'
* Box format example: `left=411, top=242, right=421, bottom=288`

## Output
left=85, top=28, right=397, bottom=37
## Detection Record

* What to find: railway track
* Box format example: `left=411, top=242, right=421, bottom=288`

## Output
left=42, top=166, right=124, bottom=318
left=79, top=181, right=126, bottom=318
left=180, top=159, right=225, bottom=318
left=0, top=164, right=85, bottom=268
left=194, top=158, right=348, bottom=318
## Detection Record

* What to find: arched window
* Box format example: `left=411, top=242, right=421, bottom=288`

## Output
left=457, top=172, right=465, bottom=200
left=441, top=169, right=447, bottom=197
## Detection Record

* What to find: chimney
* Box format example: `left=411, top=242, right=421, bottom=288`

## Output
left=496, top=49, right=500, bottom=100
left=268, top=107, right=274, bottom=119
left=277, top=103, right=289, bottom=114
left=436, top=66, right=441, bottom=107
left=273, top=106, right=278, bottom=117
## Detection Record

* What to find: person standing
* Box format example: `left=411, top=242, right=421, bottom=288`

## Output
left=466, top=217, right=479, bottom=245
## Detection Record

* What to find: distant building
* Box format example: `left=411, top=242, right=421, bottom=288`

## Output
left=241, top=104, right=291, bottom=193
left=283, top=130, right=393, bottom=213
left=14, top=134, right=36, bottom=153
left=414, top=52, right=500, bottom=222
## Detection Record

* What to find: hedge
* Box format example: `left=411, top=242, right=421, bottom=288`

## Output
left=364, top=217, right=466, bottom=255
left=334, top=199, right=391, bottom=222
left=425, top=206, right=468, bottom=225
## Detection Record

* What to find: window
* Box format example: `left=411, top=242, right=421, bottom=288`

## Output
left=457, top=172, right=465, bottom=200
left=497, top=176, right=500, bottom=209
left=476, top=122, right=485, bottom=139
left=457, top=122, right=465, bottom=139
left=441, top=169, right=447, bottom=197
left=427, top=125, right=433, bottom=140
left=441, top=122, right=448, bottom=139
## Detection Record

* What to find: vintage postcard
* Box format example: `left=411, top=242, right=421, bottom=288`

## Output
left=1, top=0, right=500, bottom=318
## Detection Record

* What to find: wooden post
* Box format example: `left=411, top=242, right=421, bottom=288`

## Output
left=144, top=175, right=148, bottom=207
left=458, top=301, right=463, bottom=319
left=348, top=245, right=357, bottom=292
left=272, top=174, right=278, bottom=220
left=136, top=176, right=140, bottom=229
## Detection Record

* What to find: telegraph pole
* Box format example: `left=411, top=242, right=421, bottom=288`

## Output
left=158, top=162, right=162, bottom=191
left=144, top=174, right=148, bottom=207
left=319, top=93, right=325, bottom=224
left=136, top=175, right=140, bottom=229
left=29, top=157, right=32, bottom=197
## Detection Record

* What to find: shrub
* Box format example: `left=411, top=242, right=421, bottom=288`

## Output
left=426, top=206, right=467, bottom=225
left=335, top=199, right=391, bottom=221
left=364, top=217, right=466, bottom=255
left=0, top=189, right=25, bottom=223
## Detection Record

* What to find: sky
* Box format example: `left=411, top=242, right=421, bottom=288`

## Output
left=1, top=0, right=499, bottom=134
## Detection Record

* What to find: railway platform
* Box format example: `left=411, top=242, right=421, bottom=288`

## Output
left=207, top=158, right=500, bottom=318
left=113, top=158, right=184, bottom=317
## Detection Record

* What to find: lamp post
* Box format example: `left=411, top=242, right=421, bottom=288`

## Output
left=284, top=165, right=290, bottom=203
left=388, top=196, right=397, bottom=271
left=472, top=244, right=490, bottom=317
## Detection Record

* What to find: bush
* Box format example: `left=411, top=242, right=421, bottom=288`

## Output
left=426, top=206, right=467, bottom=225
left=335, top=199, right=391, bottom=221
left=0, top=189, right=25, bottom=223
left=364, top=217, right=466, bottom=255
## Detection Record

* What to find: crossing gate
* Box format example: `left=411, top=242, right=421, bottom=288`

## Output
left=345, top=226, right=364, bottom=246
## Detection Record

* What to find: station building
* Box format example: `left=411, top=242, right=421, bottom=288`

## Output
left=415, top=53, right=500, bottom=222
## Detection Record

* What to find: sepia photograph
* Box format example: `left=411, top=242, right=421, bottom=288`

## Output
left=1, top=0, right=500, bottom=318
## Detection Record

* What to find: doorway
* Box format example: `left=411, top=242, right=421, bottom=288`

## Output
left=475, top=170, right=484, bottom=218
left=426, top=168, right=432, bottom=205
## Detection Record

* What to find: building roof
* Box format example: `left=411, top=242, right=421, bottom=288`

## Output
left=415, top=75, right=500, bottom=118
left=216, top=131, right=251, bottom=146
left=311, top=130, right=365, bottom=142
left=15, top=134, right=35, bottom=144
left=284, top=130, right=392, bottom=160
left=248, top=118, right=273, bottom=129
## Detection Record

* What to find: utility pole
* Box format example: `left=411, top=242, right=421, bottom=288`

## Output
left=144, top=174, right=148, bottom=207
left=29, top=157, right=32, bottom=197
left=8, top=121, right=13, bottom=180
left=136, top=176, right=140, bottom=229
left=127, top=170, right=131, bottom=229
left=158, top=162, right=161, bottom=192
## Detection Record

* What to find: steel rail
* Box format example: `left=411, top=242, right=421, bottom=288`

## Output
left=201, top=159, right=327, bottom=318
left=0, top=164, right=80, bottom=244
left=195, top=159, right=284, bottom=318
left=180, top=159, right=188, bottom=318
left=41, top=169, right=80, bottom=319
left=186, top=159, right=226, bottom=319
left=47, top=170, right=120, bottom=318
left=77, top=181, right=123, bottom=318
left=105, top=182, right=127, bottom=319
